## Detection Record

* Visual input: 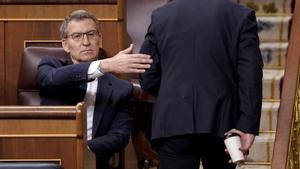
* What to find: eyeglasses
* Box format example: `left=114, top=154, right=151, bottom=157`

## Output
left=66, top=30, right=100, bottom=42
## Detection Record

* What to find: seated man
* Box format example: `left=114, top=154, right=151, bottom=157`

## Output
left=37, top=10, right=152, bottom=169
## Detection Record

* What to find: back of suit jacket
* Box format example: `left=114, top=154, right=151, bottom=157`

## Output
left=139, top=0, right=263, bottom=140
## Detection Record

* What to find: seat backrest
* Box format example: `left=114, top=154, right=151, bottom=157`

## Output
left=17, top=47, right=69, bottom=105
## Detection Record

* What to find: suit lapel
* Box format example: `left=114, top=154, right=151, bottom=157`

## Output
left=92, top=75, right=112, bottom=137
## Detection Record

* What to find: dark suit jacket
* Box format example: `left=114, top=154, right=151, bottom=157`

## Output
left=139, top=0, right=263, bottom=140
left=37, top=55, right=133, bottom=168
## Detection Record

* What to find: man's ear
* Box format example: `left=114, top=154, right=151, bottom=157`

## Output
left=62, top=39, right=70, bottom=53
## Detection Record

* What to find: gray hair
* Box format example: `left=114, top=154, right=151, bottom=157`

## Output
left=60, top=10, right=100, bottom=39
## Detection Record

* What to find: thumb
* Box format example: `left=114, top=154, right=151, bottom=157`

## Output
left=119, top=44, right=133, bottom=54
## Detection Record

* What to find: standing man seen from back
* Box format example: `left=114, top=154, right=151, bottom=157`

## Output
left=37, top=10, right=152, bottom=169
left=139, top=0, right=263, bottom=169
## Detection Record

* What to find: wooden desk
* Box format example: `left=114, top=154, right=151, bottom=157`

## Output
left=0, top=103, right=90, bottom=169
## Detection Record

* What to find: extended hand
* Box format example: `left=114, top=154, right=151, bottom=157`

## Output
left=100, top=44, right=153, bottom=74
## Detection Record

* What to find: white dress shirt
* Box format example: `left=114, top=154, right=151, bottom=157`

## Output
left=84, top=60, right=104, bottom=141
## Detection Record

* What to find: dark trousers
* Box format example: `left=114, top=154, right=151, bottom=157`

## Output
left=155, top=134, right=236, bottom=169
left=96, top=157, right=110, bottom=169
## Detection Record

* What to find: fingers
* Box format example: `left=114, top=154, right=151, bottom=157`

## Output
left=129, top=63, right=151, bottom=69
left=129, top=53, right=152, bottom=59
left=242, top=134, right=255, bottom=146
left=239, top=133, right=254, bottom=157
left=225, top=148, right=233, bottom=164
left=224, top=148, right=229, bottom=154
left=125, top=54, right=152, bottom=73
left=128, top=62, right=152, bottom=73
left=130, top=54, right=153, bottom=64
left=123, top=63, right=151, bottom=73
left=225, top=129, right=244, bottom=136
left=119, top=44, right=133, bottom=54
left=127, top=68, right=147, bottom=73
left=239, top=147, right=250, bottom=156
left=109, top=48, right=153, bottom=74
left=225, top=129, right=253, bottom=159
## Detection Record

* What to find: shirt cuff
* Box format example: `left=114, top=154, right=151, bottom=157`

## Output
left=87, top=60, right=104, bottom=80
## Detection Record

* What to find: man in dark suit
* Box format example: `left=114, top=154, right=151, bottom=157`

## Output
left=139, top=0, right=263, bottom=168
left=37, top=10, right=152, bottom=169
